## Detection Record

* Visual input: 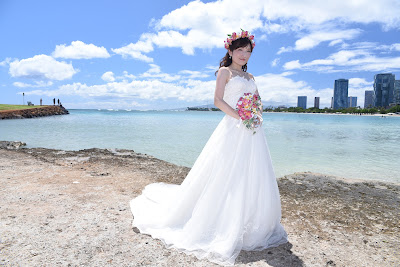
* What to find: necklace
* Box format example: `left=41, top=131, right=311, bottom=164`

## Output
left=229, top=67, right=243, bottom=73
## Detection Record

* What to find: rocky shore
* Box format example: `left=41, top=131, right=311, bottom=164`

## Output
left=0, top=141, right=399, bottom=266
left=0, top=105, right=69, bottom=119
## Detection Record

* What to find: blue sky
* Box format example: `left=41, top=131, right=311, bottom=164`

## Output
left=1, top=0, right=400, bottom=110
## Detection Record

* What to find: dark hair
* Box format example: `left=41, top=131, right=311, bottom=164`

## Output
left=215, top=37, right=253, bottom=76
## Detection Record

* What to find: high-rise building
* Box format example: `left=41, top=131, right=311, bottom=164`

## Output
left=394, top=80, right=400, bottom=105
left=331, top=97, right=333, bottom=109
left=374, top=73, right=395, bottom=108
left=333, top=79, right=348, bottom=109
left=364, top=90, right=374, bottom=108
left=348, top=96, right=357, bottom=107
left=314, top=97, right=320, bottom=109
left=297, top=96, right=307, bottom=109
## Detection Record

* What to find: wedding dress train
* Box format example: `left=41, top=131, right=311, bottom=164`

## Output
left=129, top=73, right=288, bottom=266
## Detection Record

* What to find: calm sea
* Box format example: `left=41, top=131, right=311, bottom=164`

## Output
left=1, top=109, right=399, bottom=183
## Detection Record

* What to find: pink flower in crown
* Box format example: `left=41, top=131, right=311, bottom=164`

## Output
left=224, top=29, right=255, bottom=50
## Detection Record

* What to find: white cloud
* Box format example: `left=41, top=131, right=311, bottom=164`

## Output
left=261, top=0, right=400, bottom=28
left=112, top=0, right=264, bottom=57
left=111, top=0, right=400, bottom=58
left=271, top=58, right=280, bottom=67
left=283, top=49, right=400, bottom=72
left=121, top=71, right=136, bottom=80
left=52, top=41, right=110, bottom=59
left=140, top=64, right=181, bottom=82
left=101, top=71, right=115, bottom=82
left=25, top=70, right=339, bottom=108
left=0, top=57, right=13, bottom=67
left=178, top=70, right=209, bottom=79
left=277, top=47, right=293, bottom=55
left=389, top=43, right=400, bottom=51
left=328, top=39, right=343, bottom=47
left=61, top=100, right=148, bottom=110
left=9, top=55, right=77, bottom=80
left=111, top=41, right=154, bottom=62
left=278, top=28, right=362, bottom=54
left=295, top=29, right=362, bottom=51
left=26, top=78, right=215, bottom=102
left=349, top=78, right=373, bottom=87
left=283, top=60, right=302, bottom=70
left=348, top=78, right=374, bottom=107
left=256, top=73, right=313, bottom=104
left=13, top=81, right=53, bottom=88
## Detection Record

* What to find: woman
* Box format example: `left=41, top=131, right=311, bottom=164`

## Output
left=130, top=30, right=288, bottom=266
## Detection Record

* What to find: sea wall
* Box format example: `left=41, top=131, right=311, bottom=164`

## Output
left=0, top=106, right=69, bottom=120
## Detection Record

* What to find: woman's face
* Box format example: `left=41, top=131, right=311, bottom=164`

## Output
left=229, top=44, right=252, bottom=67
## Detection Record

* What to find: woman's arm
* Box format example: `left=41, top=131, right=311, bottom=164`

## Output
left=214, top=68, right=241, bottom=120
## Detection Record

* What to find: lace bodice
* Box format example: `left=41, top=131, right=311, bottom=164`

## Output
left=223, top=71, right=257, bottom=109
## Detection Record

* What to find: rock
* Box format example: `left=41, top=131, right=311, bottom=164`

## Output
left=0, top=106, right=69, bottom=120
left=0, top=141, right=26, bottom=149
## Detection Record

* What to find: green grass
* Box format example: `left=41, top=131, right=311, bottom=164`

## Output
left=0, top=104, right=49, bottom=111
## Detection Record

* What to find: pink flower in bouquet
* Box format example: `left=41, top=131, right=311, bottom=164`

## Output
left=236, top=92, right=263, bottom=134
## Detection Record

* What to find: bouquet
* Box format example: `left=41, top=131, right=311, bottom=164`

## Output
left=236, top=93, right=263, bottom=134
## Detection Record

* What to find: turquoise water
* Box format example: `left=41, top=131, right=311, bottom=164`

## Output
left=1, top=109, right=399, bottom=183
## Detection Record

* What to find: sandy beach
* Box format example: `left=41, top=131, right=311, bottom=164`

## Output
left=0, top=141, right=399, bottom=266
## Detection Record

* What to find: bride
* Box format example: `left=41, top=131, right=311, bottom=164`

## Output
left=129, top=29, right=288, bottom=266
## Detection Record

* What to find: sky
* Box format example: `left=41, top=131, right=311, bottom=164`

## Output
left=1, top=0, right=400, bottom=110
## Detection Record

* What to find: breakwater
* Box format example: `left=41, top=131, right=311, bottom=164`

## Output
left=0, top=105, right=69, bottom=119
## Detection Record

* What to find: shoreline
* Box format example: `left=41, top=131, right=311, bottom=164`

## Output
left=61, top=108, right=400, bottom=118
left=1, top=141, right=399, bottom=266
left=2, top=141, right=398, bottom=186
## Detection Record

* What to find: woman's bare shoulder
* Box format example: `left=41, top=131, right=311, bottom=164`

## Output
left=217, top=67, right=231, bottom=80
left=218, top=66, right=231, bottom=74
left=247, top=72, right=255, bottom=80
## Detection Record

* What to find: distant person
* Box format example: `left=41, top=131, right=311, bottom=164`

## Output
left=57, top=99, right=60, bottom=105
left=129, top=29, right=287, bottom=266
left=40, top=98, right=42, bottom=106
left=53, top=98, right=55, bottom=105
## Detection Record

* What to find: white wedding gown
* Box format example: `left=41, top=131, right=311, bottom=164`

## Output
left=129, top=73, right=288, bottom=266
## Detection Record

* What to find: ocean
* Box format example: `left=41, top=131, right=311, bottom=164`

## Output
left=1, top=109, right=399, bottom=183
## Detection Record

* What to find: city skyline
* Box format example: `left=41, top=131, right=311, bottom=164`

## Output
left=295, top=72, right=399, bottom=109
left=1, top=0, right=400, bottom=110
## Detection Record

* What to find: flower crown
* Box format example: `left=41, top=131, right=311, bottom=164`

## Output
left=224, top=29, right=255, bottom=50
